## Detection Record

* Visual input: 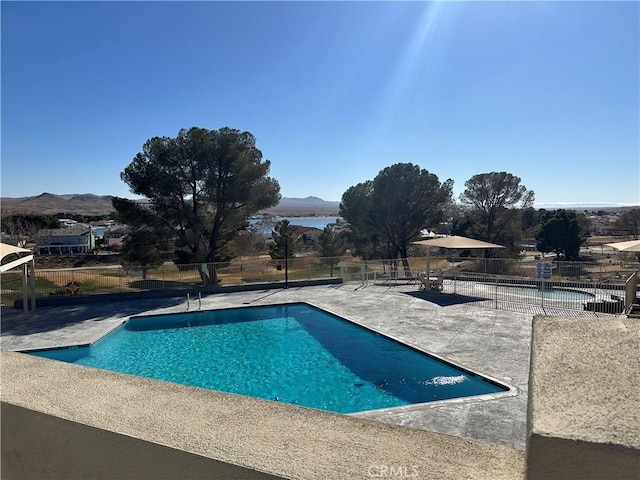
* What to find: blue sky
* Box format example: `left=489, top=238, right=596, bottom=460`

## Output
left=2, top=1, right=639, bottom=207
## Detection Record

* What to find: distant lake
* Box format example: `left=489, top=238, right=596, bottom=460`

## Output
left=250, top=216, right=343, bottom=230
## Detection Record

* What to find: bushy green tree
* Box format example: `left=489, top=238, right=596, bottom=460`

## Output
left=316, top=225, right=347, bottom=276
left=120, top=230, right=168, bottom=280
left=535, top=209, right=586, bottom=260
left=269, top=220, right=300, bottom=259
left=521, top=207, right=544, bottom=239
left=459, top=172, right=534, bottom=254
left=615, top=208, right=640, bottom=239
left=340, top=163, right=453, bottom=275
left=113, top=127, right=280, bottom=283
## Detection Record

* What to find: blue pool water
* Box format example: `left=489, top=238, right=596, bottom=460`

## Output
left=30, top=303, right=507, bottom=413
left=497, top=285, right=594, bottom=301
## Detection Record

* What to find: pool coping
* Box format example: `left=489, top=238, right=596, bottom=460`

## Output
left=16, top=320, right=126, bottom=353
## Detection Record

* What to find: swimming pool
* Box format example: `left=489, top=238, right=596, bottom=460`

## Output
left=29, top=303, right=509, bottom=414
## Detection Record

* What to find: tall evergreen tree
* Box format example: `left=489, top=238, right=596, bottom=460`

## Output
left=268, top=220, right=300, bottom=259
left=459, top=172, right=534, bottom=254
left=120, top=230, right=168, bottom=280
left=113, top=127, right=280, bottom=283
left=340, top=163, right=453, bottom=275
left=316, top=225, right=347, bottom=276
left=615, top=208, right=640, bottom=239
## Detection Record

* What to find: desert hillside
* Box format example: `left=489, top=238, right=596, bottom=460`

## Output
left=1, top=193, right=115, bottom=216
left=1, top=193, right=340, bottom=217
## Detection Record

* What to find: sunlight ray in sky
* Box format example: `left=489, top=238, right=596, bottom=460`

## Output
left=381, top=1, right=454, bottom=127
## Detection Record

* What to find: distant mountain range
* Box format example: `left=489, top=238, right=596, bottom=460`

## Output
left=4, top=193, right=630, bottom=218
left=0, top=193, right=340, bottom=217
left=1, top=193, right=116, bottom=216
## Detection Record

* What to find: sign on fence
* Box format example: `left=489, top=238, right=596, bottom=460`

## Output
left=536, top=262, right=552, bottom=279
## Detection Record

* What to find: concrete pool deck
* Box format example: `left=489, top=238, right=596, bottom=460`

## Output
left=1, top=282, right=534, bottom=450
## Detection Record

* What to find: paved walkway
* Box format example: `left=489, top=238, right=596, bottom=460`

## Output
left=1, top=283, right=533, bottom=449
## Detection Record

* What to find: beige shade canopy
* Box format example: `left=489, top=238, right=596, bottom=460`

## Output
left=0, top=242, right=36, bottom=315
left=412, top=235, right=505, bottom=250
left=412, top=235, right=505, bottom=276
left=0, top=242, right=31, bottom=260
left=604, top=239, right=640, bottom=252
left=0, top=243, right=33, bottom=273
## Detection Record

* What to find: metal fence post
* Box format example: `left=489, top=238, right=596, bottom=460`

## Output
left=453, top=270, right=457, bottom=295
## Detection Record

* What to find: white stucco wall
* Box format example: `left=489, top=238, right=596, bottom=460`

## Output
left=526, top=316, right=640, bottom=479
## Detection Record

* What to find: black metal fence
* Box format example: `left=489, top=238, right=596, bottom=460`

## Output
left=0, top=256, right=344, bottom=306
left=1, top=255, right=637, bottom=316
left=340, top=258, right=635, bottom=315
left=339, top=256, right=638, bottom=282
